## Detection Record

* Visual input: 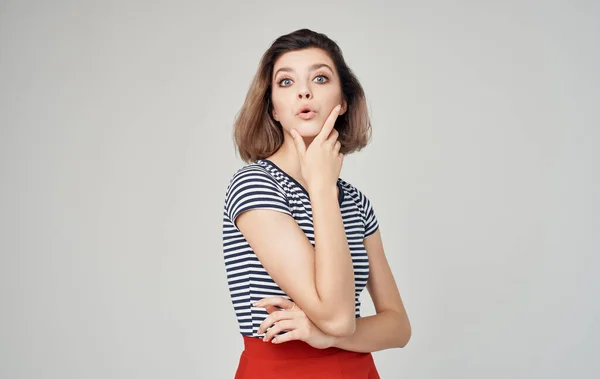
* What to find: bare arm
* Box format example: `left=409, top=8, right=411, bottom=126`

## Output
left=332, top=229, right=411, bottom=352
left=310, top=185, right=356, bottom=334
left=236, top=104, right=356, bottom=336
left=236, top=187, right=355, bottom=337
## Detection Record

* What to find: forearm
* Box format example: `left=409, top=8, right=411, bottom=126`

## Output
left=331, top=311, right=411, bottom=353
left=310, top=186, right=355, bottom=328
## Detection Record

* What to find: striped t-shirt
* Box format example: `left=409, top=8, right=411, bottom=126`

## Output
left=222, top=159, right=379, bottom=338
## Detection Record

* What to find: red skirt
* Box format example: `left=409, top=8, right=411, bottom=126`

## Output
left=234, top=335, right=381, bottom=379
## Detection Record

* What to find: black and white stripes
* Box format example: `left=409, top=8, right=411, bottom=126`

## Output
left=222, top=159, right=379, bottom=337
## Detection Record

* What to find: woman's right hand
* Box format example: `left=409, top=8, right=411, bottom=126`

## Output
left=290, top=104, right=344, bottom=194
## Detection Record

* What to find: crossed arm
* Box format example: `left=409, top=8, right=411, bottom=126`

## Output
left=236, top=190, right=411, bottom=350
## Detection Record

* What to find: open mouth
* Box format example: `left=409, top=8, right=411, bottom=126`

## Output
left=298, top=110, right=316, bottom=120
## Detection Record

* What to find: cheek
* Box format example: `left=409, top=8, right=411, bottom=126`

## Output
left=272, top=101, right=291, bottom=118
left=270, top=94, right=284, bottom=112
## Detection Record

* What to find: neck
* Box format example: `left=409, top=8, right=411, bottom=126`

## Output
left=266, top=131, right=315, bottom=190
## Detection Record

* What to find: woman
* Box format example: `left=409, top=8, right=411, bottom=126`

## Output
left=222, top=29, right=411, bottom=378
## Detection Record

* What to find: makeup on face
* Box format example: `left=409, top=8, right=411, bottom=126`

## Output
left=273, top=63, right=335, bottom=84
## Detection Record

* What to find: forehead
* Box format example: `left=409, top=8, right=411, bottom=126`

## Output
left=273, top=47, right=334, bottom=72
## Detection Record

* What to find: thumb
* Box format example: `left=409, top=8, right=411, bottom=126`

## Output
left=290, top=129, right=306, bottom=158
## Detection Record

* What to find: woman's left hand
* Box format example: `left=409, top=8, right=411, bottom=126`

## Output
left=254, top=296, right=338, bottom=349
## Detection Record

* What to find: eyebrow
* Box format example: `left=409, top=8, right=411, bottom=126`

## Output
left=273, top=63, right=334, bottom=79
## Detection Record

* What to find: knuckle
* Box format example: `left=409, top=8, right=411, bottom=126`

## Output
left=301, top=319, right=309, bottom=329
left=300, top=329, right=309, bottom=340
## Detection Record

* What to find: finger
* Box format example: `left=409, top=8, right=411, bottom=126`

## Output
left=257, top=310, right=293, bottom=335
left=264, top=319, right=295, bottom=342
left=266, top=302, right=296, bottom=314
left=317, top=105, right=341, bottom=142
left=254, top=296, right=295, bottom=310
left=324, top=128, right=339, bottom=149
left=327, top=128, right=339, bottom=143
left=264, top=305, right=279, bottom=314
left=334, top=140, right=341, bottom=153
left=290, top=129, right=306, bottom=157
left=315, top=104, right=341, bottom=142
left=272, top=329, right=300, bottom=344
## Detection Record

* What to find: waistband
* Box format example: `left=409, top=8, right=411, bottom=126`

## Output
left=242, top=335, right=352, bottom=360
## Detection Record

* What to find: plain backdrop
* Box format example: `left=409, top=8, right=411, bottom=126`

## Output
left=1, top=0, right=599, bottom=378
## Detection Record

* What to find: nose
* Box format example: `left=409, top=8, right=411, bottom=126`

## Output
left=297, top=88, right=312, bottom=100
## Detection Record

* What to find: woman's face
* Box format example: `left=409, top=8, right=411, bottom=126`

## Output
left=270, top=47, right=347, bottom=138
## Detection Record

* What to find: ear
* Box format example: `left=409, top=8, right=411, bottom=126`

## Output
left=339, top=99, right=348, bottom=116
left=272, top=107, right=279, bottom=121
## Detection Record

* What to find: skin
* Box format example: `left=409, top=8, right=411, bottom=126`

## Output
left=267, top=47, right=348, bottom=189
left=239, top=103, right=356, bottom=337
left=255, top=229, right=412, bottom=353
left=240, top=47, right=411, bottom=352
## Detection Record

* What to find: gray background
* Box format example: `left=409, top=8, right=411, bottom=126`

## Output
left=1, top=0, right=599, bottom=378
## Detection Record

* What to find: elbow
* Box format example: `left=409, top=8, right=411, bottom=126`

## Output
left=398, top=316, right=412, bottom=348
left=399, top=325, right=411, bottom=348
left=318, top=315, right=356, bottom=338
left=308, top=300, right=356, bottom=337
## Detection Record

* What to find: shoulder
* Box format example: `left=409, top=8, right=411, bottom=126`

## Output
left=338, top=178, right=375, bottom=209
left=338, top=178, right=380, bottom=237
left=225, top=160, right=284, bottom=195
left=224, top=161, right=290, bottom=222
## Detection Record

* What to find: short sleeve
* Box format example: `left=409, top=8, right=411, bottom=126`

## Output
left=357, top=189, right=380, bottom=239
left=224, top=166, right=291, bottom=230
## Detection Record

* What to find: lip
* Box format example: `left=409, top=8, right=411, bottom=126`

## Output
left=297, top=104, right=316, bottom=115
left=297, top=111, right=316, bottom=120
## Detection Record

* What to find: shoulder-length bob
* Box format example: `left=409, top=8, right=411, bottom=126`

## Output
left=233, top=28, right=373, bottom=163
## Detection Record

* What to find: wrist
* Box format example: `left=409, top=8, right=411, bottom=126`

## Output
left=329, top=335, right=342, bottom=349
left=307, top=184, right=338, bottom=198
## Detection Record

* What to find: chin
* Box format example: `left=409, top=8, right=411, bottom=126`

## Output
left=293, top=121, right=322, bottom=137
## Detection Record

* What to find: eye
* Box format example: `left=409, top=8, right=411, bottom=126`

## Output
left=314, top=74, right=329, bottom=83
left=278, top=78, right=293, bottom=87
left=276, top=74, right=330, bottom=87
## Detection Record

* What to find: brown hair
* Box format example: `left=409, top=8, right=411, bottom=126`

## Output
left=233, top=28, right=372, bottom=163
